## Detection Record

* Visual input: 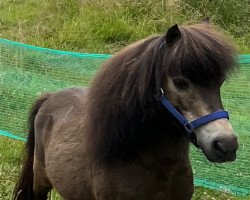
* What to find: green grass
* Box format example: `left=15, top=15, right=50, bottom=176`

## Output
left=0, top=0, right=249, bottom=54
left=0, top=0, right=249, bottom=199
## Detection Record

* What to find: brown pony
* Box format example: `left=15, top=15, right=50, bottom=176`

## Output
left=13, top=22, right=238, bottom=200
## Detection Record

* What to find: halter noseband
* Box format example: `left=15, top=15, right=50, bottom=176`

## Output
left=158, top=88, right=229, bottom=148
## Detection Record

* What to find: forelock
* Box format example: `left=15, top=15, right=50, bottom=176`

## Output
left=163, top=24, right=236, bottom=86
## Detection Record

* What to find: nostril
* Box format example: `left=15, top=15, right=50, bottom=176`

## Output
left=212, top=136, right=238, bottom=156
left=213, top=141, right=227, bottom=155
left=211, top=136, right=238, bottom=161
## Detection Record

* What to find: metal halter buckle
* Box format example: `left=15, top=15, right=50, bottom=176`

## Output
left=184, top=122, right=194, bottom=134
left=155, top=88, right=164, bottom=100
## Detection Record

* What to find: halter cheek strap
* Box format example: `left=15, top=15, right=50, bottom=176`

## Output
left=159, top=92, right=229, bottom=148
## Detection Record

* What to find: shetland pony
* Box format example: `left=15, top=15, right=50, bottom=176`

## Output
left=14, top=22, right=238, bottom=200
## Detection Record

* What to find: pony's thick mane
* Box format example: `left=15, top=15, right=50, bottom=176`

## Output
left=87, top=23, right=236, bottom=165
left=162, top=24, right=236, bottom=86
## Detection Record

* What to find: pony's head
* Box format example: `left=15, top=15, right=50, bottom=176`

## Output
left=160, top=23, right=238, bottom=162
left=88, top=22, right=238, bottom=164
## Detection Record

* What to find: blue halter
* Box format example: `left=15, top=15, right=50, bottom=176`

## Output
left=158, top=89, right=229, bottom=148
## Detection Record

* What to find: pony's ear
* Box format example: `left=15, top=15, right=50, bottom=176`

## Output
left=165, top=24, right=181, bottom=46
left=202, top=17, right=210, bottom=24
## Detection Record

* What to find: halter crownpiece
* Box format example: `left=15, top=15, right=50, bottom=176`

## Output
left=158, top=88, right=229, bottom=148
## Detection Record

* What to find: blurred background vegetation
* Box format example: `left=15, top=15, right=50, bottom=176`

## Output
left=0, top=0, right=249, bottom=54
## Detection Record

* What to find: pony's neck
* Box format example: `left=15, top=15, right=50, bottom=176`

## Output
left=86, top=35, right=189, bottom=166
left=87, top=78, right=190, bottom=165
left=135, top=108, right=190, bottom=163
left=105, top=101, right=189, bottom=165
left=140, top=131, right=190, bottom=164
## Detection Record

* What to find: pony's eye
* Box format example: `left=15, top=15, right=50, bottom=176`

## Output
left=173, top=79, right=189, bottom=89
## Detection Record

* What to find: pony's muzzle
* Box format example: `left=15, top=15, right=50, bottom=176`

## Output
left=194, top=118, right=239, bottom=163
left=211, top=134, right=238, bottom=162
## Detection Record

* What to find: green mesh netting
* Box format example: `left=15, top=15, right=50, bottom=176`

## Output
left=0, top=38, right=249, bottom=196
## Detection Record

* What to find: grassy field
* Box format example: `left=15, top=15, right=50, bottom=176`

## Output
left=0, top=0, right=249, bottom=53
left=0, top=0, right=250, bottom=199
